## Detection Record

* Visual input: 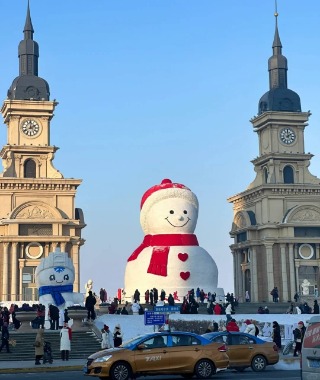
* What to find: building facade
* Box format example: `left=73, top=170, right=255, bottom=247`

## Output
left=228, top=15, right=320, bottom=303
left=0, top=4, right=85, bottom=301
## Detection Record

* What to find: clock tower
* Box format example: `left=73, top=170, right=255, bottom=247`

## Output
left=228, top=13, right=320, bottom=302
left=0, top=3, right=85, bottom=301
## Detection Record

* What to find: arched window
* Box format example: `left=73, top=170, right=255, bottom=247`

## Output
left=24, top=159, right=36, bottom=178
left=283, top=165, right=294, bottom=184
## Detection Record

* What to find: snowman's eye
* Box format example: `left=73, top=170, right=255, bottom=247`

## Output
left=64, top=274, right=69, bottom=281
left=49, top=274, right=55, bottom=281
left=169, top=210, right=174, bottom=214
left=183, top=210, right=188, bottom=214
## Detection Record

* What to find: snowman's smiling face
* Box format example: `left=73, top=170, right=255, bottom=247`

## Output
left=142, top=197, right=198, bottom=235
left=165, top=209, right=190, bottom=227
left=38, top=266, right=74, bottom=287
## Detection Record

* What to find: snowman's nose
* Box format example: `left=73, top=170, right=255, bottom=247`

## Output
left=178, top=215, right=184, bottom=221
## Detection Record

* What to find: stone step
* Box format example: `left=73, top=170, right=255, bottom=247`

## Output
left=0, top=331, right=101, bottom=362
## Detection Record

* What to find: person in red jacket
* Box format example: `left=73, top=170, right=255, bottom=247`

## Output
left=226, top=319, right=239, bottom=332
left=213, top=303, right=222, bottom=315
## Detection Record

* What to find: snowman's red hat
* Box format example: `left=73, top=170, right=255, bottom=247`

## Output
left=140, top=179, right=198, bottom=223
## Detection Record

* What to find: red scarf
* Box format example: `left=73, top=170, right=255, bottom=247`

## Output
left=128, top=234, right=199, bottom=277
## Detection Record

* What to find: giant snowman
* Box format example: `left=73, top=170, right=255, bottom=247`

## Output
left=124, top=179, right=223, bottom=301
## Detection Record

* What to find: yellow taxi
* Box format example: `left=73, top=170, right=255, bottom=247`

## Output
left=202, top=331, right=279, bottom=372
left=84, top=331, right=229, bottom=379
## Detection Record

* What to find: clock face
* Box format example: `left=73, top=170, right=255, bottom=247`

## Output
left=21, top=119, right=40, bottom=137
left=280, top=128, right=296, bottom=145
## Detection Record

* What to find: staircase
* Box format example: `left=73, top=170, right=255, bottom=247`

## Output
left=0, top=330, right=101, bottom=362
left=234, top=302, right=290, bottom=314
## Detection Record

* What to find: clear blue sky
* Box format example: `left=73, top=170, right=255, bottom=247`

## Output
left=1, top=1, right=320, bottom=300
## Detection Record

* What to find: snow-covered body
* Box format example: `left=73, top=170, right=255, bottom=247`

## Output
left=124, top=179, right=223, bottom=300
left=125, top=245, right=218, bottom=299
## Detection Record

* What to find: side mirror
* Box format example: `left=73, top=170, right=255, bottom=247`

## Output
left=137, top=344, right=147, bottom=350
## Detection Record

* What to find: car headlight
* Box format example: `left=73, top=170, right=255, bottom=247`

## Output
left=93, top=355, right=112, bottom=363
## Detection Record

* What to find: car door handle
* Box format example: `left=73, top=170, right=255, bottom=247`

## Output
left=162, top=350, right=167, bottom=353
left=194, top=348, right=200, bottom=352
left=248, top=346, right=254, bottom=349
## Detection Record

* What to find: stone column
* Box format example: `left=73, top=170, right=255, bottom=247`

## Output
left=241, top=251, right=246, bottom=298
left=19, top=243, right=24, bottom=259
left=51, top=242, right=57, bottom=252
left=288, top=244, right=296, bottom=298
left=295, top=263, right=300, bottom=294
left=265, top=243, right=274, bottom=301
left=19, top=260, right=25, bottom=302
left=10, top=243, right=19, bottom=301
left=2, top=243, right=10, bottom=301
left=232, top=250, right=236, bottom=298
left=72, top=242, right=80, bottom=292
left=60, top=242, right=66, bottom=252
left=280, top=244, right=288, bottom=301
left=236, top=250, right=242, bottom=301
left=45, top=243, right=50, bottom=257
left=251, top=247, right=258, bottom=302
left=316, top=243, right=320, bottom=260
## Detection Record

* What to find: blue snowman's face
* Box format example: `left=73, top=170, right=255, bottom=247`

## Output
left=142, top=197, right=198, bottom=235
left=38, top=266, right=74, bottom=287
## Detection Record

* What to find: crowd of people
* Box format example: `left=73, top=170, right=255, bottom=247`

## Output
left=2, top=284, right=318, bottom=361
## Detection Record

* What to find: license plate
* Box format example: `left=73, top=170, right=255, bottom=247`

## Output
left=309, top=360, right=320, bottom=368
left=83, top=366, right=89, bottom=374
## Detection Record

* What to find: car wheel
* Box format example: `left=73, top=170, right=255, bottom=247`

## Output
left=110, top=361, right=131, bottom=380
left=195, top=359, right=215, bottom=379
left=251, top=355, right=267, bottom=372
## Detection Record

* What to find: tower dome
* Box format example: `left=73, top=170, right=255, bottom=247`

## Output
left=258, top=12, right=301, bottom=114
left=7, top=1, right=50, bottom=101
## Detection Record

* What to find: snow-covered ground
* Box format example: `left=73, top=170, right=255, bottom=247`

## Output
left=94, top=312, right=305, bottom=371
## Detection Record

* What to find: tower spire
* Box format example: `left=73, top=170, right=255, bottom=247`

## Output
left=257, top=2, right=301, bottom=114
left=7, top=0, right=50, bottom=100
left=24, top=0, right=34, bottom=41
left=268, top=4, right=287, bottom=89
left=20, top=0, right=38, bottom=76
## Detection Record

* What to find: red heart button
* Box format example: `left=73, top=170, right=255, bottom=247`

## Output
left=180, top=272, right=190, bottom=280
left=178, top=253, right=188, bottom=262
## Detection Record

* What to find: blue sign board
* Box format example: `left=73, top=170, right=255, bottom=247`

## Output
left=153, top=305, right=180, bottom=313
left=144, top=311, right=166, bottom=326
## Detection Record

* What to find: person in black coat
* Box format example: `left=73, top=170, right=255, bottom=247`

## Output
left=153, top=288, right=158, bottom=304
left=272, top=321, right=281, bottom=350
left=314, top=300, right=319, bottom=314
left=11, top=311, right=22, bottom=330
left=149, top=289, right=154, bottom=306
left=49, top=304, right=60, bottom=330
left=189, top=299, right=199, bottom=314
left=167, top=294, right=175, bottom=306
left=0, top=322, right=11, bottom=353
left=293, top=321, right=306, bottom=356
left=133, top=289, right=140, bottom=303
left=85, top=291, right=97, bottom=321
left=113, top=324, right=123, bottom=347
